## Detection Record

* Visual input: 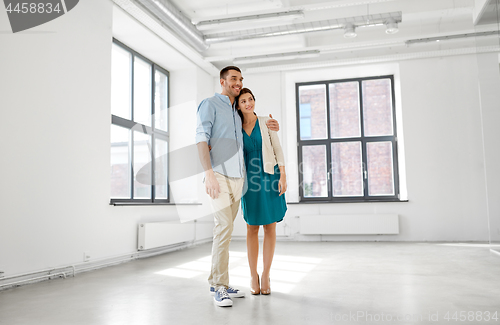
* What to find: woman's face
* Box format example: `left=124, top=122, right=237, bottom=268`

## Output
left=238, top=92, right=255, bottom=113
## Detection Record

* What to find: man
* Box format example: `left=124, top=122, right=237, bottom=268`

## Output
left=195, top=66, right=279, bottom=307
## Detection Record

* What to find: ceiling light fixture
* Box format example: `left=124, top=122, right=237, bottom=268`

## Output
left=195, top=10, right=305, bottom=31
left=233, top=50, right=321, bottom=64
left=385, top=18, right=399, bottom=34
left=344, top=23, right=357, bottom=38
left=405, top=30, right=500, bottom=45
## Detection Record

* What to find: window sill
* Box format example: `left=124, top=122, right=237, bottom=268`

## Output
left=110, top=202, right=202, bottom=206
left=288, top=199, right=409, bottom=204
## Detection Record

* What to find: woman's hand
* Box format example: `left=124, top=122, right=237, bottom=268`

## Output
left=278, top=174, right=287, bottom=196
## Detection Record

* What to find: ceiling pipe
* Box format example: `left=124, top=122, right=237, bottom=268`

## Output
left=134, top=0, right=209, bottom=52
left=205, top=12, right=402, bottom=44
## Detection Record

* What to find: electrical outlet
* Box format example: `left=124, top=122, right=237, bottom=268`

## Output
left=84, top=252, right=90, bottom=262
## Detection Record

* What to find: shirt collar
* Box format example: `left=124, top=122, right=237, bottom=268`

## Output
left=215, top=93, right=236, bottom=109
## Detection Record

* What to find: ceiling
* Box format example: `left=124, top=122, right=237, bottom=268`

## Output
left=118, top=0, right=500, bottom=73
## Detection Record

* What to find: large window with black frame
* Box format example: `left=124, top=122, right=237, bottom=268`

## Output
left=110, top=39, right=169, bottom=204
left=296, top=75, right=400, bottom=202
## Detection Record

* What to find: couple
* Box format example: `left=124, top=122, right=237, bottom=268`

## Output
left=195, top=66, right=287, bottom=307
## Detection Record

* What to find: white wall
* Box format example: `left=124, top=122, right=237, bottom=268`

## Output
left=0, top=0, right=214, bottom=277
left=239, top=54, right=490, bottom=241
left=476, top=52, right=500, bottom=246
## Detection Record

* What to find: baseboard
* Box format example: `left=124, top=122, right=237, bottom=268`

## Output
left=0, top=237, right=212, bottom=291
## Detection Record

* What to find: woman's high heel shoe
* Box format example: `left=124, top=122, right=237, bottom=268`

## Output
left=250, top=275, right=260, bottom=295
left=261, top=277, right=271, bottom=295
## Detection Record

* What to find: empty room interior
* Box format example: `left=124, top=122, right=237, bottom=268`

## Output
left=1, top=0, right=500, bottom=324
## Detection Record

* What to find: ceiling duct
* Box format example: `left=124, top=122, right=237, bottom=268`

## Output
left=195, top=10, right=305, bottom=30
left=134, top=0, right=209, bottom=52
left=205, top=12, right=402, bottom=44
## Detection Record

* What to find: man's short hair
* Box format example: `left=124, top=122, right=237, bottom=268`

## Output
left=220, top=66, right=241, bottom=80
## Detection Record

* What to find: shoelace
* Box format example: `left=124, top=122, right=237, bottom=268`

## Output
left=227, top=286, right=237, bottom=292
left=218, top=288, right=230, bottom=299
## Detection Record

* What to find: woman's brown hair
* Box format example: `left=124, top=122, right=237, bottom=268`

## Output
left=235, top=88, right=256, bottom=123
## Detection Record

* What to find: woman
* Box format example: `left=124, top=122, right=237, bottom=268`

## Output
left=235, top=88, right=287, bottom=295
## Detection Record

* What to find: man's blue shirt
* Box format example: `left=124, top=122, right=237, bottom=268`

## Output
left=195, top=93, right=245, bottom=178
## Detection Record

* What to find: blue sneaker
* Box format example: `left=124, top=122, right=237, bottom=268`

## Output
left=210, top=285, right=245, bottom=298
left=214, top=287, right=233, bottom=307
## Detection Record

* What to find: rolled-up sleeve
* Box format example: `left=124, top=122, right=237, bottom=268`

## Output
left=195, top=99, right=215, bottom=144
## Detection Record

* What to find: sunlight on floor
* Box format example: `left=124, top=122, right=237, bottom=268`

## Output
left=154, top=256, right=213, bottom=278
left=154, top=251, right=322, bottom=293
left=155, top=268, right=203, bottom=278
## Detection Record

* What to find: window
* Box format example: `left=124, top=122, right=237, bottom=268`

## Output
left=110, top=39, right=169, bottom=204
left=296, top=76, right=400, bottom=202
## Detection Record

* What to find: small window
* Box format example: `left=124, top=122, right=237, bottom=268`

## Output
left=110, top=39, right=169, bottom=204
left=296, top=76, right=400, bottom=202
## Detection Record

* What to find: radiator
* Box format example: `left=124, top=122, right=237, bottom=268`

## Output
left=299, top=214, right=399, bottom=235
left=138, top=222, right=194, bottom=250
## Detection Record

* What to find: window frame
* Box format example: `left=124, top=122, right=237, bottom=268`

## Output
left=296, top=75, right=401, bottom=203
left=110, top=38, right=170, bottom=205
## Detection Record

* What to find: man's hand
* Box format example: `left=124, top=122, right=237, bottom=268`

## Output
left=197, top=142, right=219, bottom=199
left=205, top=170, right=220, bottom=199
left=266, top=113, right=280, bottom=131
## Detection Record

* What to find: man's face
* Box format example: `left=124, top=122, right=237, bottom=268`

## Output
left=220, top=70, right=243, bottom=100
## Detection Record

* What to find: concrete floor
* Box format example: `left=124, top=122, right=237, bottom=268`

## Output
left=1, top=241, right=499, bottom=325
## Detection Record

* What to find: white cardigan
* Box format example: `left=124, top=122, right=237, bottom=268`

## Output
left=256, top=116, right=285, bottom=174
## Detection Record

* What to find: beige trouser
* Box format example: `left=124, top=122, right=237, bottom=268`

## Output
left=207, top=172, right=244, bottom=290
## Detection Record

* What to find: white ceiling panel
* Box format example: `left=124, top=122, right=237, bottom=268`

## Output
left=117, top=0, right=499, bottom=73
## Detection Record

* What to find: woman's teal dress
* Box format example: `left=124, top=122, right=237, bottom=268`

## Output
left=241, top=121, right=287, bottom=226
